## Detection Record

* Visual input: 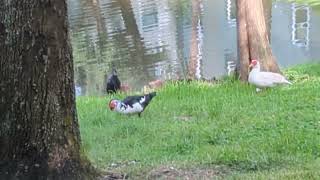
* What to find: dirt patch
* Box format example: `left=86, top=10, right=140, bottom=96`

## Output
left=99, top=165, right=227, bottom=179
left=99, top=172, right=128, bottom=180
left=146, top=166, right=224, bottom=180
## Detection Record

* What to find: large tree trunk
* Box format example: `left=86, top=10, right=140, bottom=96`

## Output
left=237, top=0, right=280, bottom=81
left=0, top=1, right=95, bottom=179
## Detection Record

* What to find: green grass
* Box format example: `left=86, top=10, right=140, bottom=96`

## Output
left=77, top=63, right=320, bottom=179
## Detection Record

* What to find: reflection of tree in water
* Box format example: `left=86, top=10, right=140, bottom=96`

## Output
left=70, top=0, right=108, bottom=57
left=226, top=0, right=236, bottom=27
left=69, top=0, right=208, bottom=94
left=87, top=0, right=109, bottom=60
left=172, top=0, right=195, bottom=79
left=110, top=0, right=156, bottom=88
left=75, top=66, right=87, bottom=96
left=291, top=3, right=310, bottom=48
left=71, top=0, right=178, bottom=93
left=117, top=0, right=144, bottom=53
left=174, top=0, right=189, bottom=79
left=109, top=0, right=190, bottom=88
left=263, top=0, right=272, bottom=42
left=69, top=0, right=115, bottom=95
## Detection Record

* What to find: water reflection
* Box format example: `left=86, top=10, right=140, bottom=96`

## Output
left=69, top=0, right=320, bottom=96
left=188, top=0, right=203, bottom=79
left=226, top=0, right=236, bottom=27
left=291, top=3, right=310, bottom=48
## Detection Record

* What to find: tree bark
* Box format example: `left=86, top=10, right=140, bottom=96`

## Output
left=237, top=0, right=250, bottom=81
left=237, top=0, right=280, bottom=81
left=189, top=0, right=201, bottom=79
left=0, top=1, right=96, bottom=179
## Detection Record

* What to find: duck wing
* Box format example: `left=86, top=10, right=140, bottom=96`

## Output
left=140, top=92, right=156, bottom=108
left=122, top=96, right=143, bottom=108
left=122, top=92, right=156, bottom=108
left=258, top=72, right=289, bottom=84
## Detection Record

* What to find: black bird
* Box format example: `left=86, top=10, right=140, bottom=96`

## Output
left=106, top=67, right=121, bottom=94
left=109, top=92, right=157, bottom=117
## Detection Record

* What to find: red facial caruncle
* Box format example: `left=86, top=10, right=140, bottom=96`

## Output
left=108, top=100, right=117, bottom=110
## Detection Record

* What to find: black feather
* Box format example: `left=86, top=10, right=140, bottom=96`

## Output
left=106, top=68, right=121, bottom=94
left=140, top=92, right=156, bottom=108
left=122, top=92, right=156, bottom=109
left=122, top=96, right=141, bottom=108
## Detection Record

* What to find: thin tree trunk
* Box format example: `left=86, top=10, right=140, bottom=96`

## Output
left=189, top=0, right=201, bottom=79
left=0, top=1, right=96, bottom=179
left=237, top=0, right=250, bottom=81
left=237, top=0, right=280, bottom=81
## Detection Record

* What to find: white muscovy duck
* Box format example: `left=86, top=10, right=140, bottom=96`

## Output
left=108, top=92, right=156, bottom=117
left=248, top=59, right=292, bottom=92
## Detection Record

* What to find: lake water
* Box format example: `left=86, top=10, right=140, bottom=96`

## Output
left=68, top=0, right=320, bottom=96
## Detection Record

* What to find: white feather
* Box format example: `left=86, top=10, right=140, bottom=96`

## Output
left=114, top=102, right=143, bottom=114
left=139, top=97, right=146, bottom=104
left=249, top=61, right=292, bottom=88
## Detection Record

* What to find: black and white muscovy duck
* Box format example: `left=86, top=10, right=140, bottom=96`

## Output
left=108, top=92, right=157, bottom=117
left=106, top=67, right=121, bottom=94
left=248, top=59, right=292, bottom=92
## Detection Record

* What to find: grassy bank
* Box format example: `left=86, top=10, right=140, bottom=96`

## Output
left=77, top=64, right=320, bottom=179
